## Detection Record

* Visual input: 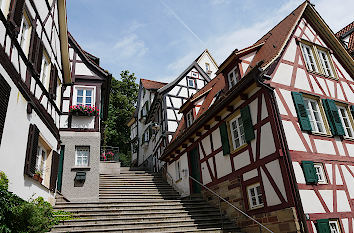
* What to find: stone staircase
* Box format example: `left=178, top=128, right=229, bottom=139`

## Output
left=51, top=167, right=243, bottom=232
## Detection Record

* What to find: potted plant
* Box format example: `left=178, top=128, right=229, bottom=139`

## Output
left=33, top=170, right=43, bottom=183
left=69, top=104, right=99, bottom=117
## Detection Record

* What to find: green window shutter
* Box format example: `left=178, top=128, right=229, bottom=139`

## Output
left=240, top=105, right=255, bottom=142
left=316, top=219, right=330, bottom=233
left=322, top=99, right=344, bottom=136
left=219, top=122, right=230, bottom=155
left=301, top=161, right=318, bottom=184
left=291, top=92, right=312, bottom=131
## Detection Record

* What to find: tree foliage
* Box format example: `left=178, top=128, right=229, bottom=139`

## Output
left=104, top=70, right=139, bottom=166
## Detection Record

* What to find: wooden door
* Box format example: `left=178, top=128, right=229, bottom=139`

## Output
left=190, top=147, right=201, bottom=193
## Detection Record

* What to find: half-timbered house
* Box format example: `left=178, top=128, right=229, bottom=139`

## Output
left=58, top=32, right=111, bottom=202
left=161, top=2, right=353, bottom=233
left=0, top=0, right=70, bottom=204
left=131, top=49, right=218, bottom=171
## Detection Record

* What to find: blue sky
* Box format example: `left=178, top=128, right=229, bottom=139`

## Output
left=66, top=0, right=353, bottom=83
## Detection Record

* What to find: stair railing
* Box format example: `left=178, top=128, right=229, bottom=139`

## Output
left=189, top=176, right=274, bottom=233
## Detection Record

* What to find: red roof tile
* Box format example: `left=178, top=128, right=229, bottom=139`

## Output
left=336, top=21, right=354, bottom=55
left=141, top=79, right=167, bottom=90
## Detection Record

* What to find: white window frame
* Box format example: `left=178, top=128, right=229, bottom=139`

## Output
left=318, top=49, right=334, bottom=77
left=73, top=86, right=96, bottom=107
left=143, top=129, right=149, bottom=143
left=247, top=183, right=264, bottom=209
left=329, top=220, right=341, bottom=233
left=300, top=43, right=318, bottom=72
left=75, top=146, right=89, bottom=167
left=18, top=11, right=31, bottom=56
left=313, top=163, right=327, bottom=184
left=303, top=97, right=326, bottom=134
left=186, top=110, right=193, bottom=127
left=229, top=115, right=246, bottom=150
left=40, top=52, right=50, bottom=89
left=205, top=63, right=210, bottom=72
left=337, top=106, right=354, bottom=138
left=227, top=66, right=239, bottom=89
left=187, top=77, right=196, bottom=88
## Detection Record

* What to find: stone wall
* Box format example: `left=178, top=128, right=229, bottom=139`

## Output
left=202, top=176, right=300, bottom=233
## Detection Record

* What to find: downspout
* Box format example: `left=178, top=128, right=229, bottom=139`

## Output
left=256, top=73, right=309, bottom=233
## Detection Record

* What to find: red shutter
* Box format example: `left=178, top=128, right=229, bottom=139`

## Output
left=8, top=0, right=25, bottom=33
left=24, top=124, right=39, bottom=176
left=49, top=151, right=60, bottom=192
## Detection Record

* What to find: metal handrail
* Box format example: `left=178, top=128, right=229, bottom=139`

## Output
left=161, top=167, right=183, bottom=196
left=189, top=176, right=274, bottom=233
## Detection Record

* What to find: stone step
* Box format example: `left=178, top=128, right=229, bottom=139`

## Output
left=98, top=194, right=181, bottom=199
left=53, top=208, right=223, bottom=220
left=99, top=184, right=172, bottom=187
left=99, top=190, right=178, bottom=194
left=51, top=219, right=238, bottom=232
left=98, top=187, right=175, bottom=191
left=54, top=203, right=211, bottom=212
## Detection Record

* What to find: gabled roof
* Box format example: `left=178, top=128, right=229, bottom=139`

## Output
left=195, top=49, right=219, bottom=69
left=140, top=79, right=167, bottom=90
left=336, top=21, right=354, bottom=55
left=158, top=61, right=211, bottom=93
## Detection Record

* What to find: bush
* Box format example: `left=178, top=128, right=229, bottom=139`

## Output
left=0, top=171, right=8, bottom=190
left=0, top=172, right=56, bottom=233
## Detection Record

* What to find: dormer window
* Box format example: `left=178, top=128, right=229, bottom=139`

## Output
left=228, top=66, right=239, bottom=89
left=186, top=110, right=193, bottom=127
left=187, top=78, right=196, bottom=88
left=300, top=43, right=318, bottom=72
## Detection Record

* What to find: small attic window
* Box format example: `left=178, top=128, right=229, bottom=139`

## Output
left=187, top=78, right=196, bottom=88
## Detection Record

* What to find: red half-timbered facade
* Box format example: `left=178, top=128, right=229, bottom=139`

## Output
left=161, top=2, right=353, bottom=233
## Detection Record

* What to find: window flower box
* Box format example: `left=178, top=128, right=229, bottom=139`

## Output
left=33, top=171, right=43, bottom=183
left=69, top=105, right=99, bottom=117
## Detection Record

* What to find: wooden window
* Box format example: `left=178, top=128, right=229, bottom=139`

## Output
left=36, top=143, right=47, bottom=181
left=291, top=92, right=312, bottom=131
left=186, top=110, right=193, bottom=127
left=141, top=101, right=149, bottom=118
left=187, top=78, right=195, bottom=88
left=302, top=161, right=318, bottom=184
left=75, top=146, right=89, bottom=167
left=39, top=51, right=50, bottom=89
left=314, top=163, right=327, bottom=184
left=17, top=10, right=31, bottom=56
left=24, top=124, right=40, bottom=176
left=219, top=122, right=230, bottom=155
left=227, top=66, right=239, bottom=89
left=337, top=105, right=353, bottom=138
left=304, top=97, right=326, bottom=134
left=49, top=64, right=58, bottom=100
left=143, top=128, right=150, bottom=144
left=191, top=71, right=198, bottom=78
left=300, top=43, right=318, bottom=72
left=318, top=49, right=334, bottom=77
left=0, top=75, right=11, bottom=145
left=329, top=220, right=341, bottom=233
left=322, top=99, right=344, bottom=136
left=75, top=87, right=95, bottom=107
left=28, top=30, right=44, bottom=75
left=229, top=115, right=245, bottom=150
left=247, top=183, right=264, bottom=209
left=175, top=160, right=181, bottom=180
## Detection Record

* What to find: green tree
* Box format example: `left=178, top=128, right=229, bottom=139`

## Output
left=104, top=70, right=138, bottom=166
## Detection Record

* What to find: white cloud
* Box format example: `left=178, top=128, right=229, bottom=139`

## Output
left=210, top=0, right=231, bottom=5
left=114, top=34, right=148, bottom=58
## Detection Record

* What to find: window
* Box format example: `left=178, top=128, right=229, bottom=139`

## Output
left=191, top=71, right=198, bottom=78
left=175, top=161, right=181, bottom=180
left=75, top=146, right=89, bottom=167
left=314, top=163, right=327, bottom=184
left=318, top=49, right=334, bottom=77
left=228, top=66, right=239, bottom=89
left=143, top=129, right=150, bottom=143
left=337, top=106, right=354, bottom=138
left=36, top=143, right=47, bottom=180
left=247, top=183, right=263, bottom=209
left=186, top=110, right=193, bottom=127
left=229, top=115, right=246, bottom=149
left=40, top=52, right=50, bottom=88
left=187, top=78, right=195, bottom=88
left=205, top=63, right=210, bottom=72
left=18, top=11, right=31, bottom=55
left=329, top=220, right=341, bottom=233
left=141, top=101, right=149, bottom=118
left=300, top=41, right=337, bottom=78
left=300, top=43, right=318, bottom=72
left=76, top=87, right=94, bottom=106
left=303, top=97, right=326, bottom=134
